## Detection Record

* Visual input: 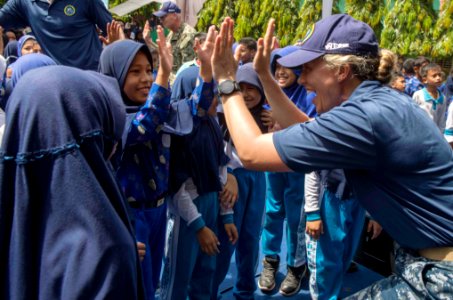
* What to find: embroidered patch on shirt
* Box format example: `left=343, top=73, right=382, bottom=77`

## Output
left=64, top=5, right=76, bottom=16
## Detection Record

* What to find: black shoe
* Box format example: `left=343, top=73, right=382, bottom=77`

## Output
left=258, top=256, right=280, bottom=292
left=279, top=265, right=307, bottom=296
left=347, top=261, right=359, bottom=273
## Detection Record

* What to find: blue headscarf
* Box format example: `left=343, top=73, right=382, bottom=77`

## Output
left=16, top=35, right=36, bottom=57
left=445, top=75, right=453, bottom=104
left=0, top=66, right=144, bottom=299
left=270, top=46, right=316, bottom=117
left=99, top=39, right=153, bottom=109
left=0, top=53, right=57, bottom=110
left=3, top=40, right=18, bottom=61
left=169, top=65, right=227, bottom=195
left=236, top=63, right=268, bottom=133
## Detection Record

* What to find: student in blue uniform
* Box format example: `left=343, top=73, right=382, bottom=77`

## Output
left=0, top=53, right=56, bottom=111
left=5, top=35, right=39, bottom=78
left=258, top=46, right=316, bottom=296
left=0, top=66, right=144, bottom=299
left=212, top=15, right=453, bottom=299
left=0, top=0, right=112, bottom=70
left=98, top=28, right=172, bottom=300
left=212, top=63, right=267, bottom=300
left=304, top=170, right=366, bottom=300
left=160, top=26, right=236, bottom=300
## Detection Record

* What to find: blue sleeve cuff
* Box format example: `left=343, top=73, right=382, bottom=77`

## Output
left=147, top=83, right=171, bottom=109
left=222, top=213, right=234, bottom=224
left=306, top=210, right=321, bottom=221
left=189, top=216, right=206, bottom=232
left=191, top=77, right=214, bottom=113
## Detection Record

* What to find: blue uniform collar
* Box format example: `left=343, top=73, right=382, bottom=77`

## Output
left=422, top=87, right=443, bottom=110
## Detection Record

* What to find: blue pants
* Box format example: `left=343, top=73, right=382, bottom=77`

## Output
left=212, top=168, right=266, bottom=300
left=261, top=171, right=306, bottom=267
left=133, top=204, right=168, bottom=300
left=346, top=246, right=453, bottom=299
left=306, top=190, right=365, bottom=300
left=161, top=192, right=218, bottom=300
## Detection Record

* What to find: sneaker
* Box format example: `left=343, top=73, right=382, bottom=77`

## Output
left=258, top=256, right=280, bottom=292
left=279, top=264, right=307, bottom=296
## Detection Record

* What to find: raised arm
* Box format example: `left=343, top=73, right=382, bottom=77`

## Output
left=155, top=25, right=172, bottom=87
left=211, top=18, right=290, bottom=172
left=254, top=19, right=309, bottom=128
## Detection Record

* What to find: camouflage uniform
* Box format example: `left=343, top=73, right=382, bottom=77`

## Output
left=167, top=23, right=196, bottom=74
left=346, top=246, right=453, bottom=299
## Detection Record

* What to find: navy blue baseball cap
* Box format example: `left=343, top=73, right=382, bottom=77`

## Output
left=153, top=2, right=181, bottom=18
left=278, top=14, right=379, bottom=68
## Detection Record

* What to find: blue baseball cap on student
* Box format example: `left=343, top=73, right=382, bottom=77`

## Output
left=278, top=14, right=379, bottom=68
left=153, top=1, right=181, bottom=18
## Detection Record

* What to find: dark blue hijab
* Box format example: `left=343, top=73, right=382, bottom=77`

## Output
left=270, top=46, right=316, bottom=117
left=3, top=40, right=18, bottom=61
left=236, top=63, right=268, bottom=133
left=0, top=66, right=144, bottom=300
left=444, top=75, right=453, bottom=103
left=169, top=65, right=227, bottom=194
left=17, top=35, right=36, bottom=57
left=1, top=53, right=57, bottom=110
left=99, top=39, right=153, bottom=110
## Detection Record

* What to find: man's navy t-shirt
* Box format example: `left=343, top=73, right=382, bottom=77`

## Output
left=0, top=0, right=112, bottom=70
left=274, top=81, right=453, bottom=250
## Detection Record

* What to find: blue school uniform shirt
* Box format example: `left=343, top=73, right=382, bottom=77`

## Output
left=116, top=84, right=172, bottom=204
left=405, top=75, right=424, bottom=97
left=273, top=80, right=453, bottom=250
left=0, top=0, right=112, bottom=70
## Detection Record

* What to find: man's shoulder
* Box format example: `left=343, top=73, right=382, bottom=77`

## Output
left=181, top=23, right=196, bottom=36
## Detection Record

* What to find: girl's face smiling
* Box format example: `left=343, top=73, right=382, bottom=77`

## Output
left=274, top=63, right=297, bottom=88
left=239, top=82, right=262, bottom=109
left=123, top=51, right=153, bottom=104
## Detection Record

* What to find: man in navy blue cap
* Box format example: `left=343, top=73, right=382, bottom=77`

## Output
left=0, top=0, right=112, bottom=70
left=211, top=15, right=453, bottom=299
left=153, top=1, right=196, bottom=74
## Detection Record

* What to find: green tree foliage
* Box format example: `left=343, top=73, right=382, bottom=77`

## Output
left=234, top=0, right=260, bottom=40
left=346, top=0, right=386, bottom=38
left=381, top=0, right=436, bottom=56
left=196, top=0, right=236, bottom=32
left=255, top=0, right=300, bottom=46
left=293, top=0, right=340, bottom=44
left=432, top=0, right=453, bottom=58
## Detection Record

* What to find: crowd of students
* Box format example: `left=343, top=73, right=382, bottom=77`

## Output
left=0, top=2, right=452, bottom=300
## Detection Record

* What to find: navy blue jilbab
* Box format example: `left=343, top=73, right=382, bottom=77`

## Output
left=99, top=39, right=172, bottom=300
left=1, top=53, right=57, bottom=110
left=169, top=65, right=227, bottom=195
left=0, top=66, right=144, bottom=300
left=270, top=46, right=316, bottom=117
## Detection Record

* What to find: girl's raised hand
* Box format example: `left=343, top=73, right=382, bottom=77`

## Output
left=100, top=20, right=125, bottom=46
left=143, top=20, right=153, bottom=46
left=254, top=19, right=278, bottom=76
left=156, top=25, right=173, bottom=78
left=211, top=17, right=237, bottom=83
left=196, top=25, right=217, bottom=81
left=196, top=25, right=217, bottom=68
